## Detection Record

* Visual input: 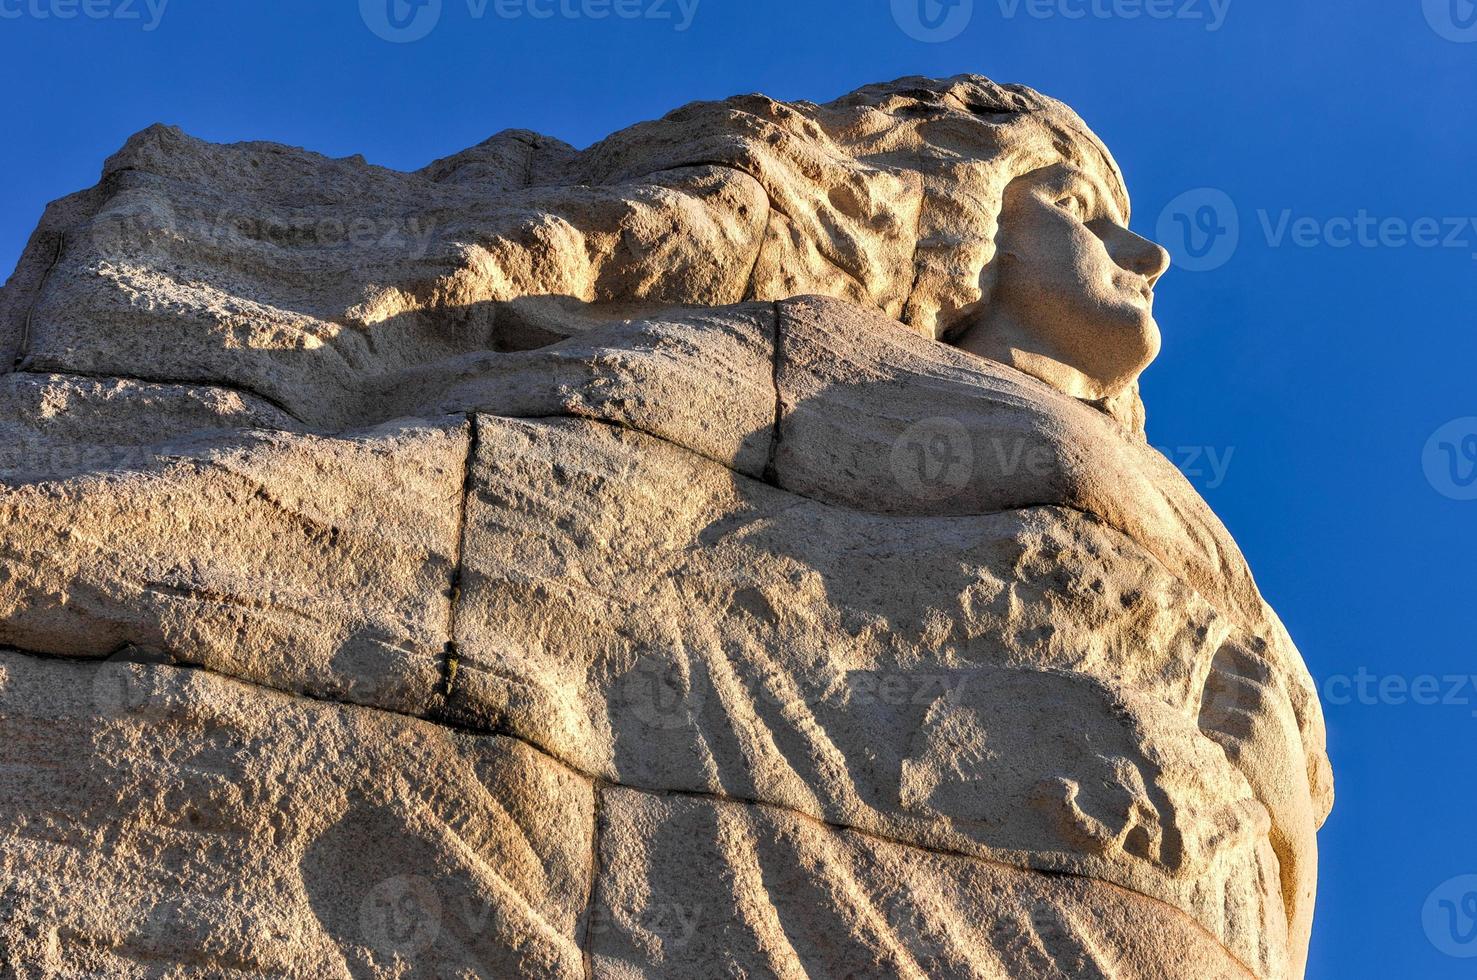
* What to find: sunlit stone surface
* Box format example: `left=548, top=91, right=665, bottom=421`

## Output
left=0, top=74, right=1330, bottom=978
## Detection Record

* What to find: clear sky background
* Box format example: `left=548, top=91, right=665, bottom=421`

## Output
left=3, top=1, right=1475, bottom=975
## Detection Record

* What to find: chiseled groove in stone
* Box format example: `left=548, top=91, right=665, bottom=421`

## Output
left=11, top=231, right=65, bottom=372
left=0, top=642, right=1258, bottom=976
left=519, top=135, right=537, bottom=188
left=580, top=782, right=608, bottom=980
left=204, top=460, right=345, bottom=544
left=439, top=412, right=480, bottom=700
left=740, top=199, right=774, bottom=303
left=11, top=366, right=305, bottom=424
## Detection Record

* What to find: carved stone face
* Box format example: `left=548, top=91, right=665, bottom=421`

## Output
left=955, top=162, right=1171, bottom=402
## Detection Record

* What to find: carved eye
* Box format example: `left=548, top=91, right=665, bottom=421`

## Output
left=1056, top=194, right=1085, bottom=216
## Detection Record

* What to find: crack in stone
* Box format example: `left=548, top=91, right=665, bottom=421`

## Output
left=12, top=231, right=66, bottom=372
left=761, top=300, right=786, bottom=486
left=740, top=198, right=773, bottom=304
left=439, top=413, right=480, bottom=701
left=579, top=781, right=607, bottom=978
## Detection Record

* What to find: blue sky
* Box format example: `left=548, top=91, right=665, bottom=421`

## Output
left=3, top=1, right=1475, bottom=974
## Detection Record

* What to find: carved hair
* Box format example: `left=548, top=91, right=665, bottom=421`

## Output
left=572, top=73, right=1131, bottom=344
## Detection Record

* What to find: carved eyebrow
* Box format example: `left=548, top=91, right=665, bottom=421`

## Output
left=1013, top=164, right=1124, bottom=224
left=1058, top=166, right=1124, bottom=225
left=1040, top=168, right=1094, bottom=203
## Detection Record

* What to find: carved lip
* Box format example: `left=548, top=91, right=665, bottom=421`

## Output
left=1117, top=275, right=1154, bottom=305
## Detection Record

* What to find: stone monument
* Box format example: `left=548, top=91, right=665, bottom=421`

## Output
left=0, top=74, right=1332, bottom=978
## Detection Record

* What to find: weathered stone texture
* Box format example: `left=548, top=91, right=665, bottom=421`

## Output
left=0, top=74, right=1330, bottom=979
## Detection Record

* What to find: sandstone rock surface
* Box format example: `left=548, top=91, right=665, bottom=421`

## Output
left=0, top=74, right=1331, bottom=979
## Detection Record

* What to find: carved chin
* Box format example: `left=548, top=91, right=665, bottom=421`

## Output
left=1138, top=315, right=1164, bottom=371
left=1102, top=312, right=1162, bottom=390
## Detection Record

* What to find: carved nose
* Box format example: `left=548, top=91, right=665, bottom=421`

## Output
left=1109, top=226, right=1171, bottom=285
